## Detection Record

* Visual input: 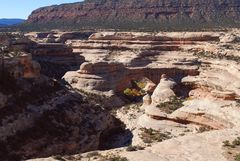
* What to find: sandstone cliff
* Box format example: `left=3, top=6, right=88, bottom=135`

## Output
left=26, top=0, right=240, bottom=30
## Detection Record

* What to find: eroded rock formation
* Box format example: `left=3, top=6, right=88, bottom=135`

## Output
left=60, top=30, right=240, bottom=161
left=0, top=54, right=117, bottom=161
left=1, top=29, right=240, bottom=161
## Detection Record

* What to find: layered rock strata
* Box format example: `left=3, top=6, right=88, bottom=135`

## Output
left=26, top=0, right=240, bottom=30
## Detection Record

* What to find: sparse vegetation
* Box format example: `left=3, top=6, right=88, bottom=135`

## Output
left=156, top=96, right=184, bottom=114
left=223, top=140, right=231, bottom=147
left=194, top=51, right=240, bottom=62
left=123, top=88, right=145, bottom=97
left=123, top=80, right=147, bottom=102
left=126, top=145, right=145, bottom=151
left=76, top=89, right=108, bottom=106
left=235, top=153, right=240, bottom=161
left=121, top=103, right=142, bottom=113
left=63, top=155, right=77, bottom=160
left=223, top=137, right=240, bottom=148
left=140, top=128, right=172, bottom=144
left=53, top=155, right=66, bottom=161
left=232, top=138, right=240, bottom=146
left=236, top=99, right=240, bottom=107
left=223, top=138, right=240, bottom=161
left=100, top=154, right=129, bottom=161
left=197, top=126, right=211, bottom=133
left=87, top=151, right=101, bottom=158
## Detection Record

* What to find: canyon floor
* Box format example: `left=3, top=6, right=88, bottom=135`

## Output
left=0, top=29, right=240, bottom=161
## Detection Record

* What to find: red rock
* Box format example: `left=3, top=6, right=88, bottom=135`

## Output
left=26, top=0, right=240, bottom=29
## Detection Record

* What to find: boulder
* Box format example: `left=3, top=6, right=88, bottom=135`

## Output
left=142, top=94, right=152, bottom=106
left=143, top=82, right=156, bottom=93
left=151, top=76, right=176, bottom=105
left=220, top=33, right=240, bottom=43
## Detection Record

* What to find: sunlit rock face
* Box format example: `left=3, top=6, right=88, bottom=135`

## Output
left=1, top=28, right=240, bottom=161
left=27, top=0, right=240, bottom=30
left=2, top=53, right=40, bottom=79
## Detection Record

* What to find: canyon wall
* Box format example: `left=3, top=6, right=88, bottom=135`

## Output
left=26, top=0, right=240, bottom=30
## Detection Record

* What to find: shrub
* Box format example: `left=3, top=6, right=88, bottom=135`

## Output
left=223, top=137, right=240, bottom=148
left=53, top=155, right=65, bottom=161
left=197, top=126, right=211, bottom=133
left=232, top=139, right=240, bottom=146
left=86, top=151, right=100, bottom=158
left=100, top=154, right=129, bottom=161
left=235, top=154, right=240, bottom=161
left=135, top=80, right=146, bottom=89
left=236, top=100, right=240, bottom=107
left=123, top=88, right=144, bottom=97
left=126, top=145, right=144, bottom=151
left=193, top=51, right=240, bottom=62
left=223, top=140, right=231, bottom=147
left=140, top=128, right=172, bottom=143
left=156, top=96, right=184, bottom=114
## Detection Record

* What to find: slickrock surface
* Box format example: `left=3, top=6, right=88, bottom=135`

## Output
left=1, top=30, right=240, bottom=161
left=61, top=30, right=240, bottom=161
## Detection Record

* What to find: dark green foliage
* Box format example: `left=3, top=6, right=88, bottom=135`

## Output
left=2, top=14, right=240, bottom=32
left=87, top=151, right=101, bottom=158
left=236, top=99, right=240, bottom=107
left=194, top=51, right=240, bottom=62
left=126, top=145, right=144, bottom=151
left=223, top=140, right=231, bottom=147
left=102, top=155, right=129, bottom=161
left=156, top=96, right=184, bottom=114
left=232, top=138, right=240, bottom=146
left=223, top=137, right=240, bottom=148
left=140, top=128, right=172, bottom=143
left=235, top=153, right=240, bottom=161
left=197, top=126, right=211, bottom=133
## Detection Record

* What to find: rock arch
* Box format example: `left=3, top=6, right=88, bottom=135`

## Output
left=64, top=62, right=199, bottom=95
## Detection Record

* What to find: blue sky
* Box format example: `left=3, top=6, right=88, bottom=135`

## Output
left=0, top=0, right=82, bottom=19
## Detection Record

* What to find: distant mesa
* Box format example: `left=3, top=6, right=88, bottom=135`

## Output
left=24, top=0, right=240, bottom=31
left=0, top=18, right=25, bottom=26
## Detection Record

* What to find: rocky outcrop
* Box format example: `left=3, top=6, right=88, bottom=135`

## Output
left=0, top=90, right=115, bottom=160
left=29, top=43, right=84, bottom=78
left=0, top=56, right=116, bottom=161
left=220, top=33, right=240, bottom=43
left=24, top=35, right=86, bottom=79
left=25, top=31, right=94, bottom=43
left=63, top=61, right=198, bottom=102
left=26, top=0, right=240, bottom=30
left=30, top=43, right=73, bottom=56
left=2, top=29, right=240, bottom=161
left=151, top=75, right=176, bottom=105
left=27, top=128, right=240, bottom=161
left=182, top=60, right=240, bottom=100
left=89, top=32, right=220, bottom=41
left=139, top=61, right=240, bottom=131
left=2, top=53, right=41, bottom=79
